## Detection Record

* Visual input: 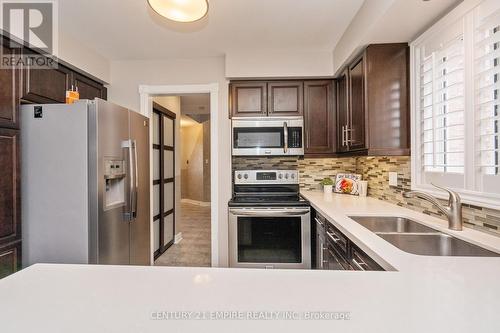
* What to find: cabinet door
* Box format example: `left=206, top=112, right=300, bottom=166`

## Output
left=268, top=81, right=303, bottom=116
left=230, top=82, right=267, bottom=117
left=365, top=44, right=410, bottom=155
left=0, top=42, right=20, bottom=129
left=336, top=71, right=349, bottom=152
left=316, top=233, right=325, bottom=269
left=348, top=57, right=366, bottom=151
left=22, top=61, right=71, bottom=103
left=0, top=129, right=20, bottom=245
left=0, top=241, right=21, bottom=279
left=72, top=72, right=107, bottom=100
left=304, top=80, right=335, bottom=155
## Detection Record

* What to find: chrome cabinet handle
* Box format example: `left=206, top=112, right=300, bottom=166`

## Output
left=341, top=125, right=346, bottom=146
left=283, top=121, right=288, bottom=154
left=327, top=231, right=340, bottom=243
left=314, top=217, right=324, bottom=227
left=352, top=258, right=367, bottom=271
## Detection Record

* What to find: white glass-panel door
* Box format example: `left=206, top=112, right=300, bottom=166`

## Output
left=152, top=104, right=176, bottom=259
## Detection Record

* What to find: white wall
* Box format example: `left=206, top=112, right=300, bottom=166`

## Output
left=58, top=32, right=111, bottom=83
left=107, top=56, right=231, bottom=266
left=226, top=50, right=334, bottom=78
left=333, top=0, right=462, bottom=74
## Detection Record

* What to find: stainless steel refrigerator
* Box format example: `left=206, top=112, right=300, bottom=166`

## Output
left=21, top=99, right=150, bottom=266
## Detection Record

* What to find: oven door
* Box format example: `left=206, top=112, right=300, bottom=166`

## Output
left=228, top=207, right=311, bottom=269
left=232, top=118, right=304, bottom=156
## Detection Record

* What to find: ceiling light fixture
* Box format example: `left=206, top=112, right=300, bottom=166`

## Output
left=147, top=0, right=209, bottom=23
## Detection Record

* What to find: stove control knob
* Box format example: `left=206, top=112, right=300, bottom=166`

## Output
left=291, top=173, right=295, bottom=179
left=244, top=174, right=249, bottom=179
left=278, top=174, right=283, bottom=179
left=285, top=174, right=289, bottom=179
left=237, top=174, right=242, bottom=179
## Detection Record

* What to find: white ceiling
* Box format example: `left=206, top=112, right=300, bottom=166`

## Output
left=58, top=0, right=364, bottom=60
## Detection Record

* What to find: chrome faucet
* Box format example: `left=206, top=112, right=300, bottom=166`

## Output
left=402, top=183, right=463, bottom=231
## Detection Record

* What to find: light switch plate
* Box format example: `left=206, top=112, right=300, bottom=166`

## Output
left=388, top=172, right=398, bottom=187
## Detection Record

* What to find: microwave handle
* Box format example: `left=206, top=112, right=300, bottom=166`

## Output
left=283, top=121, right=288, bottom=154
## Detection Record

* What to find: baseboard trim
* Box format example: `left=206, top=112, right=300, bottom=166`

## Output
left=174, top=233, right=183, bottom=244
left=181, top=198, right=211, bottom=207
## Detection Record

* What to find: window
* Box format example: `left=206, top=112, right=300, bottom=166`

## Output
left=412, top=0, right=500, bottom=209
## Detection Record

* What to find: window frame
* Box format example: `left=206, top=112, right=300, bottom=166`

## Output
left=410, top=0, right=500, bottom=210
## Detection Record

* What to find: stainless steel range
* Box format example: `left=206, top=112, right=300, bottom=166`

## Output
left=228, top=170, right=311, bottom=269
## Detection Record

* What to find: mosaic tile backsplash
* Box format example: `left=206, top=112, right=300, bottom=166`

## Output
left=232, top=156, right=500, bottom=237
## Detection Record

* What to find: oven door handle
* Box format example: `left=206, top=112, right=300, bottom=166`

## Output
left=229, top=209, right=310, bottom=216
left=283, top=121, right=288, bottom=154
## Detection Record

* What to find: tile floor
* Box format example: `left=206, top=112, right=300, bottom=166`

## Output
left=155, top=202, right=211, bottom=267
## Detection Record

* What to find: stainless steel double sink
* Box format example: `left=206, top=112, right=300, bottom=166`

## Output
left=349, top=216, right=500, bottom=257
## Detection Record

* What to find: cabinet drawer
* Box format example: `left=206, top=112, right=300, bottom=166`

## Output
left=351, top=244, right=384, bottom=271
left=0, top=241, right=21, bottom=279
left=325, top=222, right=349, bottom=255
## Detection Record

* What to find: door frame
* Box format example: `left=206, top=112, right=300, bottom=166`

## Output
left=139, top=83, right=219, bottom=267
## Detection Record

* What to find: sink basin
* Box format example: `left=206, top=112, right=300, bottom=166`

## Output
left=378, top=233, right=500, bottom=257
left=349, top=216, right=438, bottom=233
left=349, top=215, right=500, bottom=257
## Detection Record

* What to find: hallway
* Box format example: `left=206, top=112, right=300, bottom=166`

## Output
left=155, top=202, right=211, bottom=267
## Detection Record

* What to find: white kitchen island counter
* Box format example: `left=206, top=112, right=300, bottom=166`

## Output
left=1, top=191, right=500, bottom=333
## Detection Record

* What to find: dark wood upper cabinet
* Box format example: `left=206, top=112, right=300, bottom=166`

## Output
left=73, top=72, right=107, bottom=100
left=364, top=44, right=410, bottom=155
left=0, top=128, right=20, bottom=246
left=268, top=81, right=303, bottom=116
left=0, top=42, right=20, bottom=129
left=348, top=56, right=366, bottom=151
left=336, top=70, right=349, bottom=153
left=22, top=64, right=72, bottom=104
left=304, top=80, right=335, bottom=156
left=336, top=43, right=410, bottom=156
left=230, top=81, right=267, bottom=117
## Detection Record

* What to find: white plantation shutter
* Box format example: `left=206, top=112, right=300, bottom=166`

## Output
left=474, top=0, right=500, bottom=194
left=412, top=0, right=500, bottom=207
left=420, top=37, right=465, bottom=174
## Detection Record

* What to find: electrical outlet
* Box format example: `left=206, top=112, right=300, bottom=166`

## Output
left=388, top=172, right=398, bottom=187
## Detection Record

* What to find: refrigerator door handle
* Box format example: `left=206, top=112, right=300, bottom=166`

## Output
left=132, top=139, right=139, bottom=219
left=122, top=139, right=134, bottom=222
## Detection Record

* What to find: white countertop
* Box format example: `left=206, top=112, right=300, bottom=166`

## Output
left=1, top=191, right=500, bottom=332
left=300, top=190, right=500, bottom=272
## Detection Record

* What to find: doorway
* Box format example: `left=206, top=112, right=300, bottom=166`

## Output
left=140, top=84, right=219, bottom=267
left=150, top=94, right=212, bottom=267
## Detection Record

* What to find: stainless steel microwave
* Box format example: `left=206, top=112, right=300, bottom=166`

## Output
left=231, top=117, right=304, bottom=156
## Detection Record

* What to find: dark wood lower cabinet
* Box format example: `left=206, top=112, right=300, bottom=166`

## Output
left=0, top=128, right=20, bottom=245
left=0, top=241, right=21, bottom=279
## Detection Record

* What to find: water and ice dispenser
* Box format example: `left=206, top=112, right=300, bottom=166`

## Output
left=104, top=159, right=126, bottom=209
